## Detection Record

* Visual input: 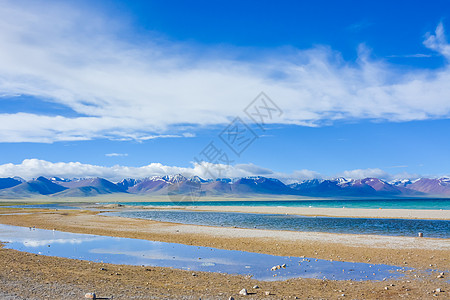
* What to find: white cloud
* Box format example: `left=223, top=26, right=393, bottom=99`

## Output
left=0, top=159, right=309, bottom=182
left=336, top=168, right=389, bottom=180
left=0, top=159, right=427, bottom=183
left=424, top=23, right=450, bottom=58
left=0, top=2, right=450, bottom=143
left=105, top=153, right=128, bottom=157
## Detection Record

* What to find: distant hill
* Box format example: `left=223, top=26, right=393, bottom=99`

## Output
left=0, top=177, right=24, bottom=190
left=230, top=177, right=293, bottom=195
left=51, top=186, right=117, bottom=197
left=0, top=176, right=67, bottom=197
left=1, top=174, right=449, bottom=198
left=53, top=178, right=127, bottom=196
left=289, top=177, right=424, bottom=197
left=392, top=178, right=450, bottom=196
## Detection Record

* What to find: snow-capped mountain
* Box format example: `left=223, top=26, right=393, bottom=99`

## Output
left=389, top=179, right=414, bottom=187
left=161, top=174, right=187, bottom=183
left=116, top=178, right=143, bottom=190
left=400, top=177, right=450, bottom=196
left=1, top=175, right=449, bottom=198
left=289, top=177, right=424, bottom=197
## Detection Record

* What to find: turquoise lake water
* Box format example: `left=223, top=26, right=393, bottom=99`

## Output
left=105, top=210, right=450, bottom=238
left=118, top=198, right=450, bottom=210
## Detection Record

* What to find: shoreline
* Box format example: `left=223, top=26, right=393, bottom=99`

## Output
left=4, top=200, right=450, bottom=220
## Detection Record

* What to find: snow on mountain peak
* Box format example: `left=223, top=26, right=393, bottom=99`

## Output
left=161, top=174, right=187, bottom=183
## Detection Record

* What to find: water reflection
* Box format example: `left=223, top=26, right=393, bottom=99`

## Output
left=0, top=224, right=409, bottom=281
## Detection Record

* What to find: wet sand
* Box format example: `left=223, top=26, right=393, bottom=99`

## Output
left=0, top=205, right=449, bottom=299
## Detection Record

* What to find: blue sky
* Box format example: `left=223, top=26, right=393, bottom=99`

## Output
left=0, top=0, right=450, bottom=181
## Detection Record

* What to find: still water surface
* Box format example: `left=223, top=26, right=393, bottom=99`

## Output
left=0, top=224, right=409, bottom=281
left=106, top=210, right=450, bottom=238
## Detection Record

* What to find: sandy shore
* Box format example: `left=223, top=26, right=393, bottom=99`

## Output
left=0, top=205, right=449, bottom=299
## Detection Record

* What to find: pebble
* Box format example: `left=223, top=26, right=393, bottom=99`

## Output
left=265, top=291, right=271, bottom=296
left=84, top=292, right=96, bottom=299
left=239, top=288, right=248, bottom=295
left=271, top=265, right=281, bottom=271
left=435, top=288, right=443, bottom=293
left=253, top=285, right=259, bottom=289
left=228, top=297, right=234, bottom=300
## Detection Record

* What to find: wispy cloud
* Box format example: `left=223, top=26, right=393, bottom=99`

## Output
left=387, top=53, right=433, bottom=58
left=1, top=1, right=450, bottom=143
left=424, top=22, right=450, bottom=58
left=387, top=165, right=408, bottom=169
left=347, top=20, right=373, bottom=32
left=105, top=153, right=128, bottom=157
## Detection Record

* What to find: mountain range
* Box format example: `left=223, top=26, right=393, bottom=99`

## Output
left=0, top=175, right=449, bottom=198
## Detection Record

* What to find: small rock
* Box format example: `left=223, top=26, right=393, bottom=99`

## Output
left=253, top=285, right=259, bottom=289
left=341, top=294, right=345, bottom=297
left=281, top=264, right=286, bottom=268
left=99, top=267, right=107, bottom=271
left=437, top=275, right=444, bottom=278
left=228, top=297, right=235, bottom=300
left=265, top=291, right=271, bottom=296
left=385, top=287, right=389, bottom=290
left=192, top=273, right=197, bottom=276
left=239, top=288, right=248, bottom=295
left=436, top=288, right=443, bottom=293
left=85, top=292, right=96, bottom=299
left=418, top=232, right=423, bottom=237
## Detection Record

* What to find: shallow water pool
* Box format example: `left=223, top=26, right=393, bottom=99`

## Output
left=0, top=224, right=410, bottom=281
